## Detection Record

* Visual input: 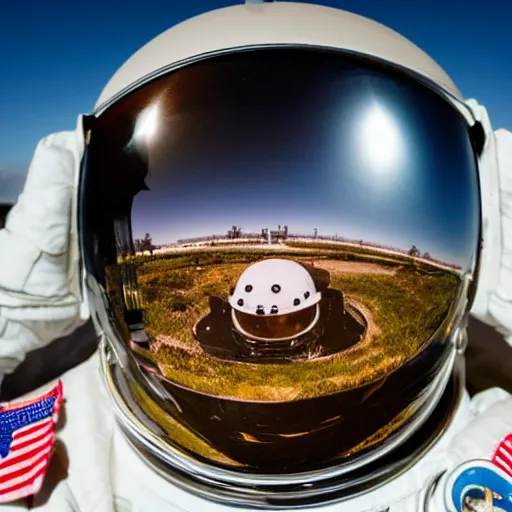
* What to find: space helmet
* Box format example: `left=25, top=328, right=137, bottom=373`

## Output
left=78, top=1, right=485, bottom=507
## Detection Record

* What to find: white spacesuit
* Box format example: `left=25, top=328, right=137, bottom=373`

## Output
left=1, top=1, right=512, bottom=512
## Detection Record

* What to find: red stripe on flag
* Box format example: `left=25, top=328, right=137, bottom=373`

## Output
left=12, top=419, right=53, bottom=440
left=492, top=434, right=512, bottom=477
left=7, top=421, right=53, bottom=454
left=0, top=446, right=52, bottom=487
left=0, top=431, right=55, bottom=476
left=0, top=462, right=50, bottom=497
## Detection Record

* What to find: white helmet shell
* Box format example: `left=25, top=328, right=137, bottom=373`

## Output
left=95, top=2, right=463, bottom=112
left=229, top=259, right=321, bottom=317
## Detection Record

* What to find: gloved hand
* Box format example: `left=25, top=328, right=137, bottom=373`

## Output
left=0, top=117, right=88, bottom=385
left=467, top=99, right=512, bottom=345
left=486, top=128, right=512, bottom=344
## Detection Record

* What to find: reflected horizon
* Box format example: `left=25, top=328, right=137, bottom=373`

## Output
left=130, top=222, right=464, bottom=270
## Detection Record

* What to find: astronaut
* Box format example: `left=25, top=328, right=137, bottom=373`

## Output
left=0, top=1, right=512, bottom=511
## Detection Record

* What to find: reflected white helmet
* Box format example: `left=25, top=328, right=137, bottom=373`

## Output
left=228, top=259, right=322, bottom=341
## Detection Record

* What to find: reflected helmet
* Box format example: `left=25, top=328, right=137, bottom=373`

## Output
left=78, top=1, right=485, bottom=508
left=229, top=259, right=322, bottom=341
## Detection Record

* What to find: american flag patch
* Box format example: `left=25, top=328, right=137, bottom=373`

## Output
left=0, top=381, right=63, bottom=504
left=492, top=434, right=512, bottom=477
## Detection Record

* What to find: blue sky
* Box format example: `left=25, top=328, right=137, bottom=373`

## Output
left=1, top=0, right=510, bottom=204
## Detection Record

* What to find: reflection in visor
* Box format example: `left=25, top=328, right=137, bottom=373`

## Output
left=82, top=47, right=481, bottom=478
left=234, top=305, right=318, bottom=341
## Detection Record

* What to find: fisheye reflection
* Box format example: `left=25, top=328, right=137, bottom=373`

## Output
left=113, top=230, right=462, bottom=387
left=90, top=48, right=479, bottom=472
left=105, top=228, right=463, bottom=470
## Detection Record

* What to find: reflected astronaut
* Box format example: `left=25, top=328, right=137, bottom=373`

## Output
left=0, top=1, right=512, bottom=511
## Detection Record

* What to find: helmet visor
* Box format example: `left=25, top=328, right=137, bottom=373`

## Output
left=81, top=47, right=480, bottom=475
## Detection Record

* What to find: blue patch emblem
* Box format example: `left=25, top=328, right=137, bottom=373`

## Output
left=445, top=459, right=512, bottom=511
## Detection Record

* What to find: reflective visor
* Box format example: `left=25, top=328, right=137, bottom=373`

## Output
left=81, top=48, right=480, bottom=475
left=86, top=48, right=479, bottom=276
left=234, top=305, right=318, bottom=341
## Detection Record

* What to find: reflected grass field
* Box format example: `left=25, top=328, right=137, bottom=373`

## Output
left=118, top=248, right=459, bottom=401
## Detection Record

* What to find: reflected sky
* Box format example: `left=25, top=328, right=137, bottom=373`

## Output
left=98, top=49, right=480, bottom=269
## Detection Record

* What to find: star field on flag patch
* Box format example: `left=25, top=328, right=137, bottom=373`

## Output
left=0, top=381, right=63, bottom=504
